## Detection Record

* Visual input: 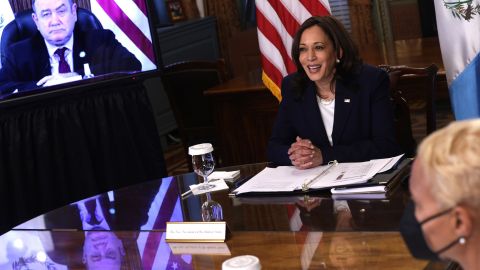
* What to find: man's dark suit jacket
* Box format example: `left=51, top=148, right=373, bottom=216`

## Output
left=0, top=27, right=141, bottom=94
left=267, top=64, right=401, bottom=165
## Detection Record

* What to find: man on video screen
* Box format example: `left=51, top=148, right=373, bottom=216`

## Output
left=0, top=0, right=141, bottom=94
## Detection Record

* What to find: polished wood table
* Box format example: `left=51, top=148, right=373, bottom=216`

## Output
left=3, top=163, right=449, bottom=269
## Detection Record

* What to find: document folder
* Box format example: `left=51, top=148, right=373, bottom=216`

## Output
left=230, top=155, right=409, bottom=197
left=330, top=158, right=412, bottom=196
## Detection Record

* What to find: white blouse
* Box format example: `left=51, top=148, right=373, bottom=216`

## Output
left=317, top=95, right=335, bottom=146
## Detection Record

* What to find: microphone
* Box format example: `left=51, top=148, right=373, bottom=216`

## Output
left=79, top=51, right=94, bottom=79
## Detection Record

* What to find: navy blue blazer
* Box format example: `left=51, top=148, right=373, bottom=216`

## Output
left=0, top=28, right=141, bottom=94
left=267, top=64, right=401, bottom=165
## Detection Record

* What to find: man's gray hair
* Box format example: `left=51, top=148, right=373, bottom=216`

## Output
left=32, top=0, right=75, bottom=12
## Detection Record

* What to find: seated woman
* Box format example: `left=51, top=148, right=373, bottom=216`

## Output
left=267, top=16, right=401, bottom=169
left=409, top=119, right=480, bottom=270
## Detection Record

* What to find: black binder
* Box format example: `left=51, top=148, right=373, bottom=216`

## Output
left=229, top=158, right=412, bottom=197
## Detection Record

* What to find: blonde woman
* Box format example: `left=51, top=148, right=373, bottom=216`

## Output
left=408, top=119, right=480, bottom=269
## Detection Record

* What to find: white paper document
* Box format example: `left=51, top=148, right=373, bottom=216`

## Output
left=330, top=185, right=387, bottom=194
left=232, top=154, right=404, bottom=195
left=208, top=170, right=240, bottom=180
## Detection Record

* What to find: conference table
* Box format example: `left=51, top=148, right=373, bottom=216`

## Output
left=1, top=162, right=450, bottom=269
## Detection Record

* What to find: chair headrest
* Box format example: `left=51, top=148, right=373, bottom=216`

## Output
left=0, top=7, right=103, bottom=66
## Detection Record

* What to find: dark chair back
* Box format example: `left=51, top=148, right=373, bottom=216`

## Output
left=379, top=64, right=439, bottom=157
left=1, top=8, right=103, bottom=66
left=162, top=60, right=227, bottom=169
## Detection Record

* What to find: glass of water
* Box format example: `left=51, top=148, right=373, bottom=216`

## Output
left=189, top=143, right=216, bottom=191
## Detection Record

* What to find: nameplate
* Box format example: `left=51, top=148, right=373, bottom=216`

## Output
left=166, top=222, right=226, bottom=242
left=168, top=242, right=231, bottom=255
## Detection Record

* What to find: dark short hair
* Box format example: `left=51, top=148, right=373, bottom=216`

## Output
left=32, top=0, right=75, bottom=12
left=290, top=16, right=362, bottom=96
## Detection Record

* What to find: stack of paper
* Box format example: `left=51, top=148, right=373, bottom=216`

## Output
left=231, top=154, right=404, bottom=196
left=330, top=157, right=411, bottom=198
left=208, top=171, right=240, bottom=181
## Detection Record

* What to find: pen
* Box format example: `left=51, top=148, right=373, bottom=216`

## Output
left=302, top=160, right=338, bottom=192
left=181, top=189, right=193, bottom=198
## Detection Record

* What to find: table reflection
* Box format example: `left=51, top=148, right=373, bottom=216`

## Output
left=16, top=176, right=185, bottom=231
left=17, top=163, right=407, bottom=233
left=0, top=230, right=68, bottom=269
left=229, top=193, right=407, bottom=232
left=4, top=176, right=195, bottom=269
left=0, top=230, right=196, bottom=270
left=83, top=230, right=124, bottom=270
left=0, top=163, right=438, bottom=269
left=201, top=192, right=223, bottom=222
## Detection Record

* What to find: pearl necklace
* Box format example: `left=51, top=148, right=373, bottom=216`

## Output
left=317, top=83, right=335, bottom=105
left=319, top=97, right=335, bottom=105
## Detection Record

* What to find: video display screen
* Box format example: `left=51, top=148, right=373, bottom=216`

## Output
left=0, top=0, right=160, bottom=100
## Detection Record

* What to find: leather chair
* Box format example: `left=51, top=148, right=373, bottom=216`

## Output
left=379, top=64, right=439, bottom=157
left=162, top=60, right=227, bottom=170
left=1, top=8, right=103, bottom=66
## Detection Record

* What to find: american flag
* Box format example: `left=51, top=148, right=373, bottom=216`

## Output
left=90, top=0, right=157, bottom=71
left=137, top=176, right=193, bottom=269
left=286, top=204, right=323, bottom=269
left=255, top=0, right=331, bottom=100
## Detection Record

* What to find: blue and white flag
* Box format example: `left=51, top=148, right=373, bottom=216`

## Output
left=0, top=1, right=15, bottom=69
left=434, top=0, right=480, bottom=119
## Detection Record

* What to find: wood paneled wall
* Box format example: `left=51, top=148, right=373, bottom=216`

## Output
left=388, top=0, right=422, bottom=40
left=9, top=0, right=91, bottom=13
left=348, top=0, right=377, bottom=46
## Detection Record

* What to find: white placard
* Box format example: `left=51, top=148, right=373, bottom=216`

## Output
left=168, top=242, right=231, bottom=255
left=166, top=222, right=226, bottom=242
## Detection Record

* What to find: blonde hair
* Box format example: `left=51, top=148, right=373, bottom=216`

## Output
left=417, top=119, right=480, bottom=210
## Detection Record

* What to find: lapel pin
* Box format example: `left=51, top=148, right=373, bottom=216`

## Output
left=344, top=99, right=350, bottom=103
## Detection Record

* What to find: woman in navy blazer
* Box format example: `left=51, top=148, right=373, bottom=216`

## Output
left=267, top=16, right=401, bottom=169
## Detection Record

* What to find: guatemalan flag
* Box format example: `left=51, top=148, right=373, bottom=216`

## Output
left=90, top=0, right=157, bottom=71
left=434, top=0, right=480, bottom=119
left=0, top=1, right=14, bottom=69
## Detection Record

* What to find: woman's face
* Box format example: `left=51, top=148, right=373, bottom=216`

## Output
left=298, top=25, right=338, bottom=85
left=409, top=159, right=455, bottom=259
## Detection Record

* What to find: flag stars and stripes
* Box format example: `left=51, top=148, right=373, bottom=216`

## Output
left=256, top=0, right=331, bottom=100
left=91, top=0, right=157, bottom=71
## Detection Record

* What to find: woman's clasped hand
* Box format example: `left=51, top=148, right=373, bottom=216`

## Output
left=288, top=136, right=323, bottom=169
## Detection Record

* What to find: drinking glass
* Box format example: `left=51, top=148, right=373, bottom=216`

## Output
left=189, top=143, right=216, bottom=191
left=201, top=192, right=223, bottom=221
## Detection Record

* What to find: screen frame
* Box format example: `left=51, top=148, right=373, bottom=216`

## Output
left=0, top=0, right=164, bottom=107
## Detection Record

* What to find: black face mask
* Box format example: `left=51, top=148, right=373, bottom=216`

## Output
left=400, top=200, right=462, bottom=260
left=400, top=200, right=439, bottom=260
